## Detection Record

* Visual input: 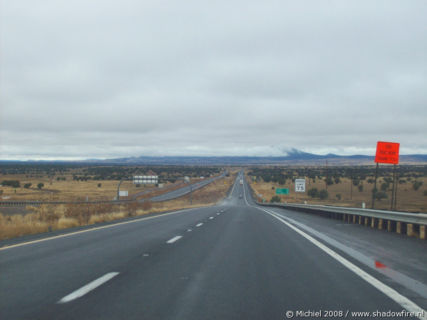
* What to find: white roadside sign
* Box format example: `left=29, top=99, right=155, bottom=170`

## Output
left=295, top=179, right=306, bottom=192
left=119, top=190, right=128, bottom=197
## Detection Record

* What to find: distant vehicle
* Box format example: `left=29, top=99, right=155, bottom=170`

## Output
left=240, top=179, right=243, bottom=185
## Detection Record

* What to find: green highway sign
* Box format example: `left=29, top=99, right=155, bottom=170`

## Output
left=275, top=188, right=289, bottom=195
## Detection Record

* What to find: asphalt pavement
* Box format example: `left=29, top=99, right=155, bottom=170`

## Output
left=1, top=172, right=426, bottom=320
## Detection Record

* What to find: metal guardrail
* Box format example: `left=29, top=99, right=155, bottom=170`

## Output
left=0, top=200, right=133, bottom=207
left=244, top=176, right=426, bottom=239
left=259, top=203, right=427, bottom=226
left=257, top=202, right=427, bottom=240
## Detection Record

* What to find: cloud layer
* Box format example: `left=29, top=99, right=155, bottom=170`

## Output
left=1, top=0, right=426, bottom=159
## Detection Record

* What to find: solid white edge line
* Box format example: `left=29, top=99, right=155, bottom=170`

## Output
left=196, top=223, right=203, bottom=227
left=260, top=207, right=427, bottom=320
left=0, top=207, right=202, bottom=251
left=166, top=236, right=182, bottom=244
left=58, top=272, right=119, bottom=304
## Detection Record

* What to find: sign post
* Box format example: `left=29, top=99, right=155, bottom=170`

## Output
left=372, top=141, right=400, bottom=210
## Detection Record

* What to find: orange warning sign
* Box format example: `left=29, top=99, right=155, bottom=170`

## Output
left=375, top=141, right=400, bottom=164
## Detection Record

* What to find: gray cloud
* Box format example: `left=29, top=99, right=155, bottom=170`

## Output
left=1, top=0, right=426, bottom=159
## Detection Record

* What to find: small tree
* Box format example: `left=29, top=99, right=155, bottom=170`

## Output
left=37, top=183, right=44, bottom=190
left=97, top=183, right=102, bottom=188
left=24, top=183, right=32, bottom=189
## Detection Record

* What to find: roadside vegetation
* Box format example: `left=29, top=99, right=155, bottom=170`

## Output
left=0, top=171, right=236, bottom=241
left=247, top=165, right=427, bottom=213
left=0, top=164, right=222, bottom=202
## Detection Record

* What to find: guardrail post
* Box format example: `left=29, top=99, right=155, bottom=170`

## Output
left=396, top=222, right=402, bottom=234
left=387, top=220, right=392, bottom=232
left=378, top=219, right=383, bottom=230
left=364, top=217, right=369, bottom=226
left=359, top=216, right=362, bottom=224
left=420, top=226, right=426, bottom=240
left=371, top=217, right=376, bottom=228
left=406, top=224, right=414, bottom=237
left=353, top=215, right=356, bottom=223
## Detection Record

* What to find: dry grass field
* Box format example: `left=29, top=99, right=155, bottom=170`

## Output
left=249, top=176, right=427, bottom=213
left=0, top=172, right=236, bottom=241
left=0, top=173, right=168, bottom=201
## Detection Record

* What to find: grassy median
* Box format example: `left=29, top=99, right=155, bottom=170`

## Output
left=0, top=172, right=236, bottom=240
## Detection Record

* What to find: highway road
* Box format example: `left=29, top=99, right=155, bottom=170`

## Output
left=147, top=172, right=227, bottom=202
left=1, top=172, right=426, bottom=320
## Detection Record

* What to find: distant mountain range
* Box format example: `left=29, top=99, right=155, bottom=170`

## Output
left=2, top=149, right=427, bottom=165
left=84, top=149, right=427, bottom=165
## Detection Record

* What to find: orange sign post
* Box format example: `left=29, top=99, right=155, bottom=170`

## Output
left=372, top=141, right=400, bottom=210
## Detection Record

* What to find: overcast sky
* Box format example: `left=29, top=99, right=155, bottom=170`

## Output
left=1, top=0, right=426, bottom=160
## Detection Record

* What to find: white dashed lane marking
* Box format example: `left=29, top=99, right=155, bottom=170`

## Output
left=166, top=236, right=182, bottom=244
left=58, top=272, right=119, bottom=304
left=196, top=223, right=203, bottom=227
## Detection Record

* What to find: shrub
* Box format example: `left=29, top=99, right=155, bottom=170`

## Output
left=358, top=185, right=363, bottom=192
left=2, top=180, right=20, bottom=188
left=413, top=181, right=423, bottom=191
left=37, top=183, right=44, bottom=190
left=375, top=191, right=388, bottom=200
left=380, top=182, right=389, bottom=191
left=24, top=183, right=32, bottom=189
left=336, top=194, right=341, bottom=200
left=319, top=190, right=329, bottom=200
left=308, top=188, right=319, bottom=198
left=97, top=183, right=102, bottom=188
left=126, top=202, right=139, bottom=216
left=270, top=195, right=281, bottom=203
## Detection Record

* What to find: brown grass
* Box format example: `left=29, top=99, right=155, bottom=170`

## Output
left=248, top=176, right=427, bottom=213
left=0, top=173, right=237, bottom=241
left=0, top=173, right=176, bottom=202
